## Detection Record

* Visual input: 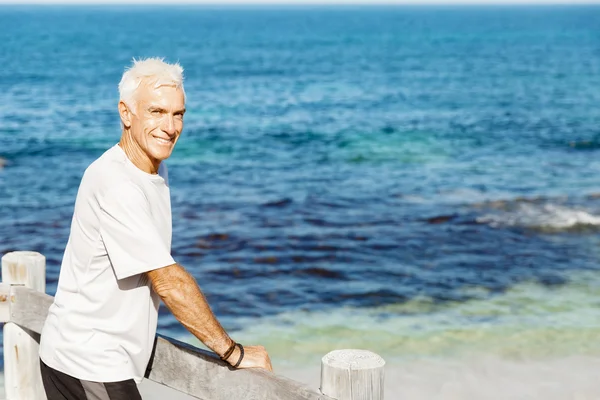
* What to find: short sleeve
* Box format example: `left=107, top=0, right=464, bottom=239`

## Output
left=98, top=183, right=175, bottom=280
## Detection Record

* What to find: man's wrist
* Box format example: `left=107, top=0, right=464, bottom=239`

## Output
left=226, top=344, right=243, bottom=367
left=218, top=339, right=236, bottom=361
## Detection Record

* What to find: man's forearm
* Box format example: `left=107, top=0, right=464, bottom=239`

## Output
left=147, top=263, right=233, bottom=357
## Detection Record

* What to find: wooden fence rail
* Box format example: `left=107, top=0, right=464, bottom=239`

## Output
left=0, top=251, right=385, bottom=400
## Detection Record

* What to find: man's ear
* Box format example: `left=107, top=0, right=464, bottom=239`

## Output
left=118, top=101, right=133, bottom=128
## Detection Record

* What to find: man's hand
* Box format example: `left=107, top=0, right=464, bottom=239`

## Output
left=227, top=344, right=273, bottom=372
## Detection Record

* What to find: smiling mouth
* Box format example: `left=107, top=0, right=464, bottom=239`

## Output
left=153, top=136, right=173, bottom=145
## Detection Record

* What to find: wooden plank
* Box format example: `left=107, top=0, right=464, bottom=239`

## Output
left=147, top=335, right=334, bottom=400
left=138, top=379, right=204, bottom=400
left=9, top=286, right=52, bottom=333
left=2, top=251, right=47, bottom=400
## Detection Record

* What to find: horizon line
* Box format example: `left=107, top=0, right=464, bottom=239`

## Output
left=2, top=1, right=600, bottom=5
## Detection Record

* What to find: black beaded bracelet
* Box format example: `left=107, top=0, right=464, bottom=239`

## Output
left=233, top=343, right=244, bottom=368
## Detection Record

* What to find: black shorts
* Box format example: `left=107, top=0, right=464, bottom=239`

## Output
left=40, top=359, right=142, bottom=400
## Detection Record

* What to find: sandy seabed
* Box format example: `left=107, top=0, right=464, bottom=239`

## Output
left=281, top=355, right=600, bottom=400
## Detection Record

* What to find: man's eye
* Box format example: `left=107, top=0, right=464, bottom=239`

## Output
left=175, top=114, right=184, bottom=119
left=151, top=110, right=161, bottom=115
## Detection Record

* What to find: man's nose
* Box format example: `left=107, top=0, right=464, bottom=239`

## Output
left=162, top=115, right=176, bottom=136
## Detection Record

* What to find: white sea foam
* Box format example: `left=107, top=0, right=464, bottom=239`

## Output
left=477, top=203, right=600, bottom=231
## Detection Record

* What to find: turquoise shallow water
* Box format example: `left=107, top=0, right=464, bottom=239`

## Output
left=1, top=5, right=600, bottom=377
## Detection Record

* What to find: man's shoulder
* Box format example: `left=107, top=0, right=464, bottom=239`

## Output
left=81, top=145, right=138, bottom=197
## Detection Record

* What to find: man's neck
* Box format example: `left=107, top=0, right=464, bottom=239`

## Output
left=119, top=133, right=160, bottom=175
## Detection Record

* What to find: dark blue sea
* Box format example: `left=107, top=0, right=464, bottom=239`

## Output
left=1, top=5, right=600, bottom=396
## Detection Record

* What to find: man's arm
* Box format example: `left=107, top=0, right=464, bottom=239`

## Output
left=146, top=263, right=273, bottom=371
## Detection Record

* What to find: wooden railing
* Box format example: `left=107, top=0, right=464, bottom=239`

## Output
left=0, top=251, right=385, bottom=400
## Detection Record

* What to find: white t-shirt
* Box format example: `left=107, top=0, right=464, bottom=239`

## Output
left=39, top=144, right=176, bottom=383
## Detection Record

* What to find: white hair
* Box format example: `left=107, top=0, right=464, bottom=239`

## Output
left=118, top=57, right=186, bottom=109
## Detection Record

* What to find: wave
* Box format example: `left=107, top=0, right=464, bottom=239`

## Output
left=475, top=201, right=600, bottom=232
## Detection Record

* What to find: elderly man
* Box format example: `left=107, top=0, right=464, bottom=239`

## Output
left=38, top=58, right=272, bottom=400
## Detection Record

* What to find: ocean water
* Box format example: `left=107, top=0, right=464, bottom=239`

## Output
left=1, top=5, right=600, bottom=398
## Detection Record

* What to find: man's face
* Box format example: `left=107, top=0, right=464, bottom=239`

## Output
left=129, top=83, right=186, bottom=164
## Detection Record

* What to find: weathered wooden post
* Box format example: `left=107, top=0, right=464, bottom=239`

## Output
left=320, top=349, right=385, bottom=400
left=2, top=251, right=47, bottom=400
